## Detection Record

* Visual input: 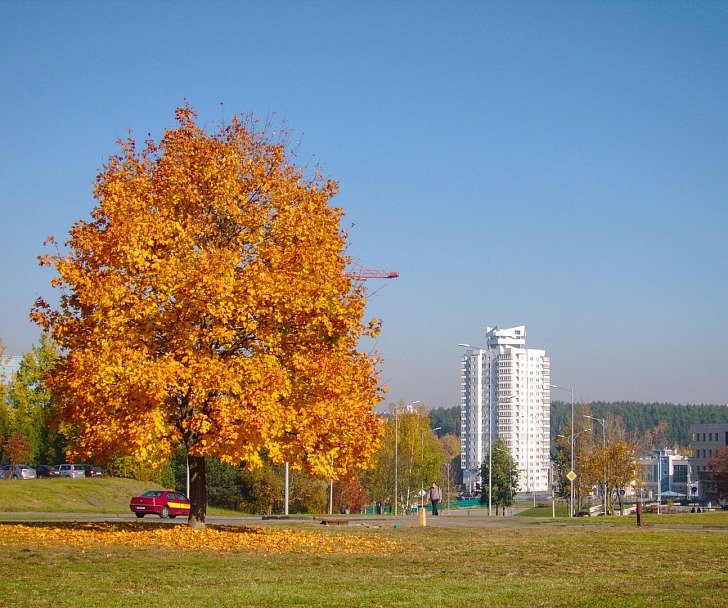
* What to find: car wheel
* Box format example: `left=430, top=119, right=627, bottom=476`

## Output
left=11, top=475, right=18, bottom=479
left=159, top=506, right=169, bottom=519
left=135, top=513, right=145, bottom=519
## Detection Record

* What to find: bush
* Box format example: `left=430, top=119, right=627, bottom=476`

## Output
left=105, top=455, right=163, bottom=483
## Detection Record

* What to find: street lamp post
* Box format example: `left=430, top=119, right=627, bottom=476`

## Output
left=551, top=384, right=576, bottom=516
left=394, top=404, right=398, bottom=516
left=657, top=451, right=662, bottom=515
left=558, top=428, right=591, bottom=515
left=445, top=461, right=451, bottom=514
left=584, top=414, right=607, bottom=514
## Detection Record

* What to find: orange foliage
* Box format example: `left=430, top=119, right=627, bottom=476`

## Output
left=0, top=523, right=397, bottom=555
left=31, top=105, right=384, bottom=520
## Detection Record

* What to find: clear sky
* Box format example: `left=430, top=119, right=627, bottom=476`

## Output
left=1, top=1, right=727, bottom=407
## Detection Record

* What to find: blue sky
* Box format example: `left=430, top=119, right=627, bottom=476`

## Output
left=1, top=1, right=727, bottom=407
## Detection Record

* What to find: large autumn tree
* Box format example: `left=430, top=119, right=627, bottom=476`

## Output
left=32, top=106, right=384, bottom=528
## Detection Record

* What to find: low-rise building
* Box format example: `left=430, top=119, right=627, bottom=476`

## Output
left=634, top=449, right=691, bottom=501
left=690, top=423, right=728, bottom=502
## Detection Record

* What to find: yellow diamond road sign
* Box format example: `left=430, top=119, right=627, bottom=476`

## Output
left=567, top=470, right=577, bottom=481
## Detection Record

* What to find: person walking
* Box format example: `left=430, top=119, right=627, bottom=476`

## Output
left=429, top=482, right=442, bottom=516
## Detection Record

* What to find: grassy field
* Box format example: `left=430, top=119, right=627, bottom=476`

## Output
left=1, top=516, right=726, bottom=607
left=0, top=481, right=726, bottom=607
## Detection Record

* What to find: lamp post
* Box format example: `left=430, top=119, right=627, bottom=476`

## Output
left=584, top=414, right=607, bottom=514
left=551, top=384, right=575, bottom=517
left=284, top=462, right=289, bottom=516
left=393, top=403, right=399, bottom=516
left=657, top=451, right=662, bottom=515
left=445, top=461, right=451, bottom=514
left=558, top=428, right=591, bottom=515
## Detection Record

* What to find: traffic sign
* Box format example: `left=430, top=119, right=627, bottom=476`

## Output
left=566, top=470, right=577, bottom=482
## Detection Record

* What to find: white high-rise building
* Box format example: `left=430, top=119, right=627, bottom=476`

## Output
left=460, top=325, right=551, bottom=493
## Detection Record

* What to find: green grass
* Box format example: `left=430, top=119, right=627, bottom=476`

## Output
left=513, top=505, right=728, bottom=526
left=516, top=504, right=571, bottom=517
left=1, top=517, right=726, bottom=607
left=1, top=482, right=726, bottom=606
left=0, top=477, right=164, bottom=513
left=0, top=477, right=239, bottom=516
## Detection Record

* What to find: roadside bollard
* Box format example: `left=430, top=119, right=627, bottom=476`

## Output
left=419, top=506, right=427, bottom=527
left=636, top=501, right=643, bottom=526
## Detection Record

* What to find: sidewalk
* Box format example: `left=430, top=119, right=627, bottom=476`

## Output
left=0, top=509, right=534, bottom=528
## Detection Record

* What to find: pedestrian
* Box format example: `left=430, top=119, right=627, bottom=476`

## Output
left=429, top=482, right=442, bottom=516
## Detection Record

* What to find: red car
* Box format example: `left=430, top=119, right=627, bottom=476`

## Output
left=130, top=490, right=190, bottom=519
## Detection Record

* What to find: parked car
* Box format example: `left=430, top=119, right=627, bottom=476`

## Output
left=56, top=464, right=86, bottom=479
left=34, top=465, right=61, bottom=478
left=0, top=464, right=37, bottom=479
left=575, top=511, right=591, bottom=517
left=130, top=490, right=190, bottom=519
left=80, top=464, right=104, bottom=477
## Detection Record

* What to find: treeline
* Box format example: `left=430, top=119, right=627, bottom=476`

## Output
left=551, top=401, right=728, bottom=451
left=431, top=401, right=728, bottom=452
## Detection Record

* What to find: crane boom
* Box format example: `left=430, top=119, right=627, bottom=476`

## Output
left=347, top=262, right=399, bottom=280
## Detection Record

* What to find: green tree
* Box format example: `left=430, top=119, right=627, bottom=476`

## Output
left=552, top=436, right=571, bottom=500
left=479, top=439, right=519, bottom=515
left=429, top=406, right=460, bottom=437
left=362, top=401, right=444, bottom=514
left=0, top=338, right=14, bottom=447
left=6, top=334, right=65, bottom=464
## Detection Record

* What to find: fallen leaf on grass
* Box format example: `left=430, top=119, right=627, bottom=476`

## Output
left=0, top=522, right=398, bottom=555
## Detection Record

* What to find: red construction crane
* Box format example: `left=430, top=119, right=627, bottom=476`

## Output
left=347, top=262, right=399, bottom=280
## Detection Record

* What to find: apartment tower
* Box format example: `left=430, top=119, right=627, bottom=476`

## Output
left=460, top=325, right=551, bottom=493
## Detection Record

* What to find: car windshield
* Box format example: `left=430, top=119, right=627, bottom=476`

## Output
left=141, top=491, right=163, bottom=497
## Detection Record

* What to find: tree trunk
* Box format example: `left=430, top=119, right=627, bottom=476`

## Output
left=187, top=455, right=207, bottom=529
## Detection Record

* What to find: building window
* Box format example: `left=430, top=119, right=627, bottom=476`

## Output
left=673, top=465, right=687, bottom=484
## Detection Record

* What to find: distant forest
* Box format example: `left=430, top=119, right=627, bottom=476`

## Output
left=551, top=401, right=728, bottom=451
left=430, top=402, right=728, bottom=452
